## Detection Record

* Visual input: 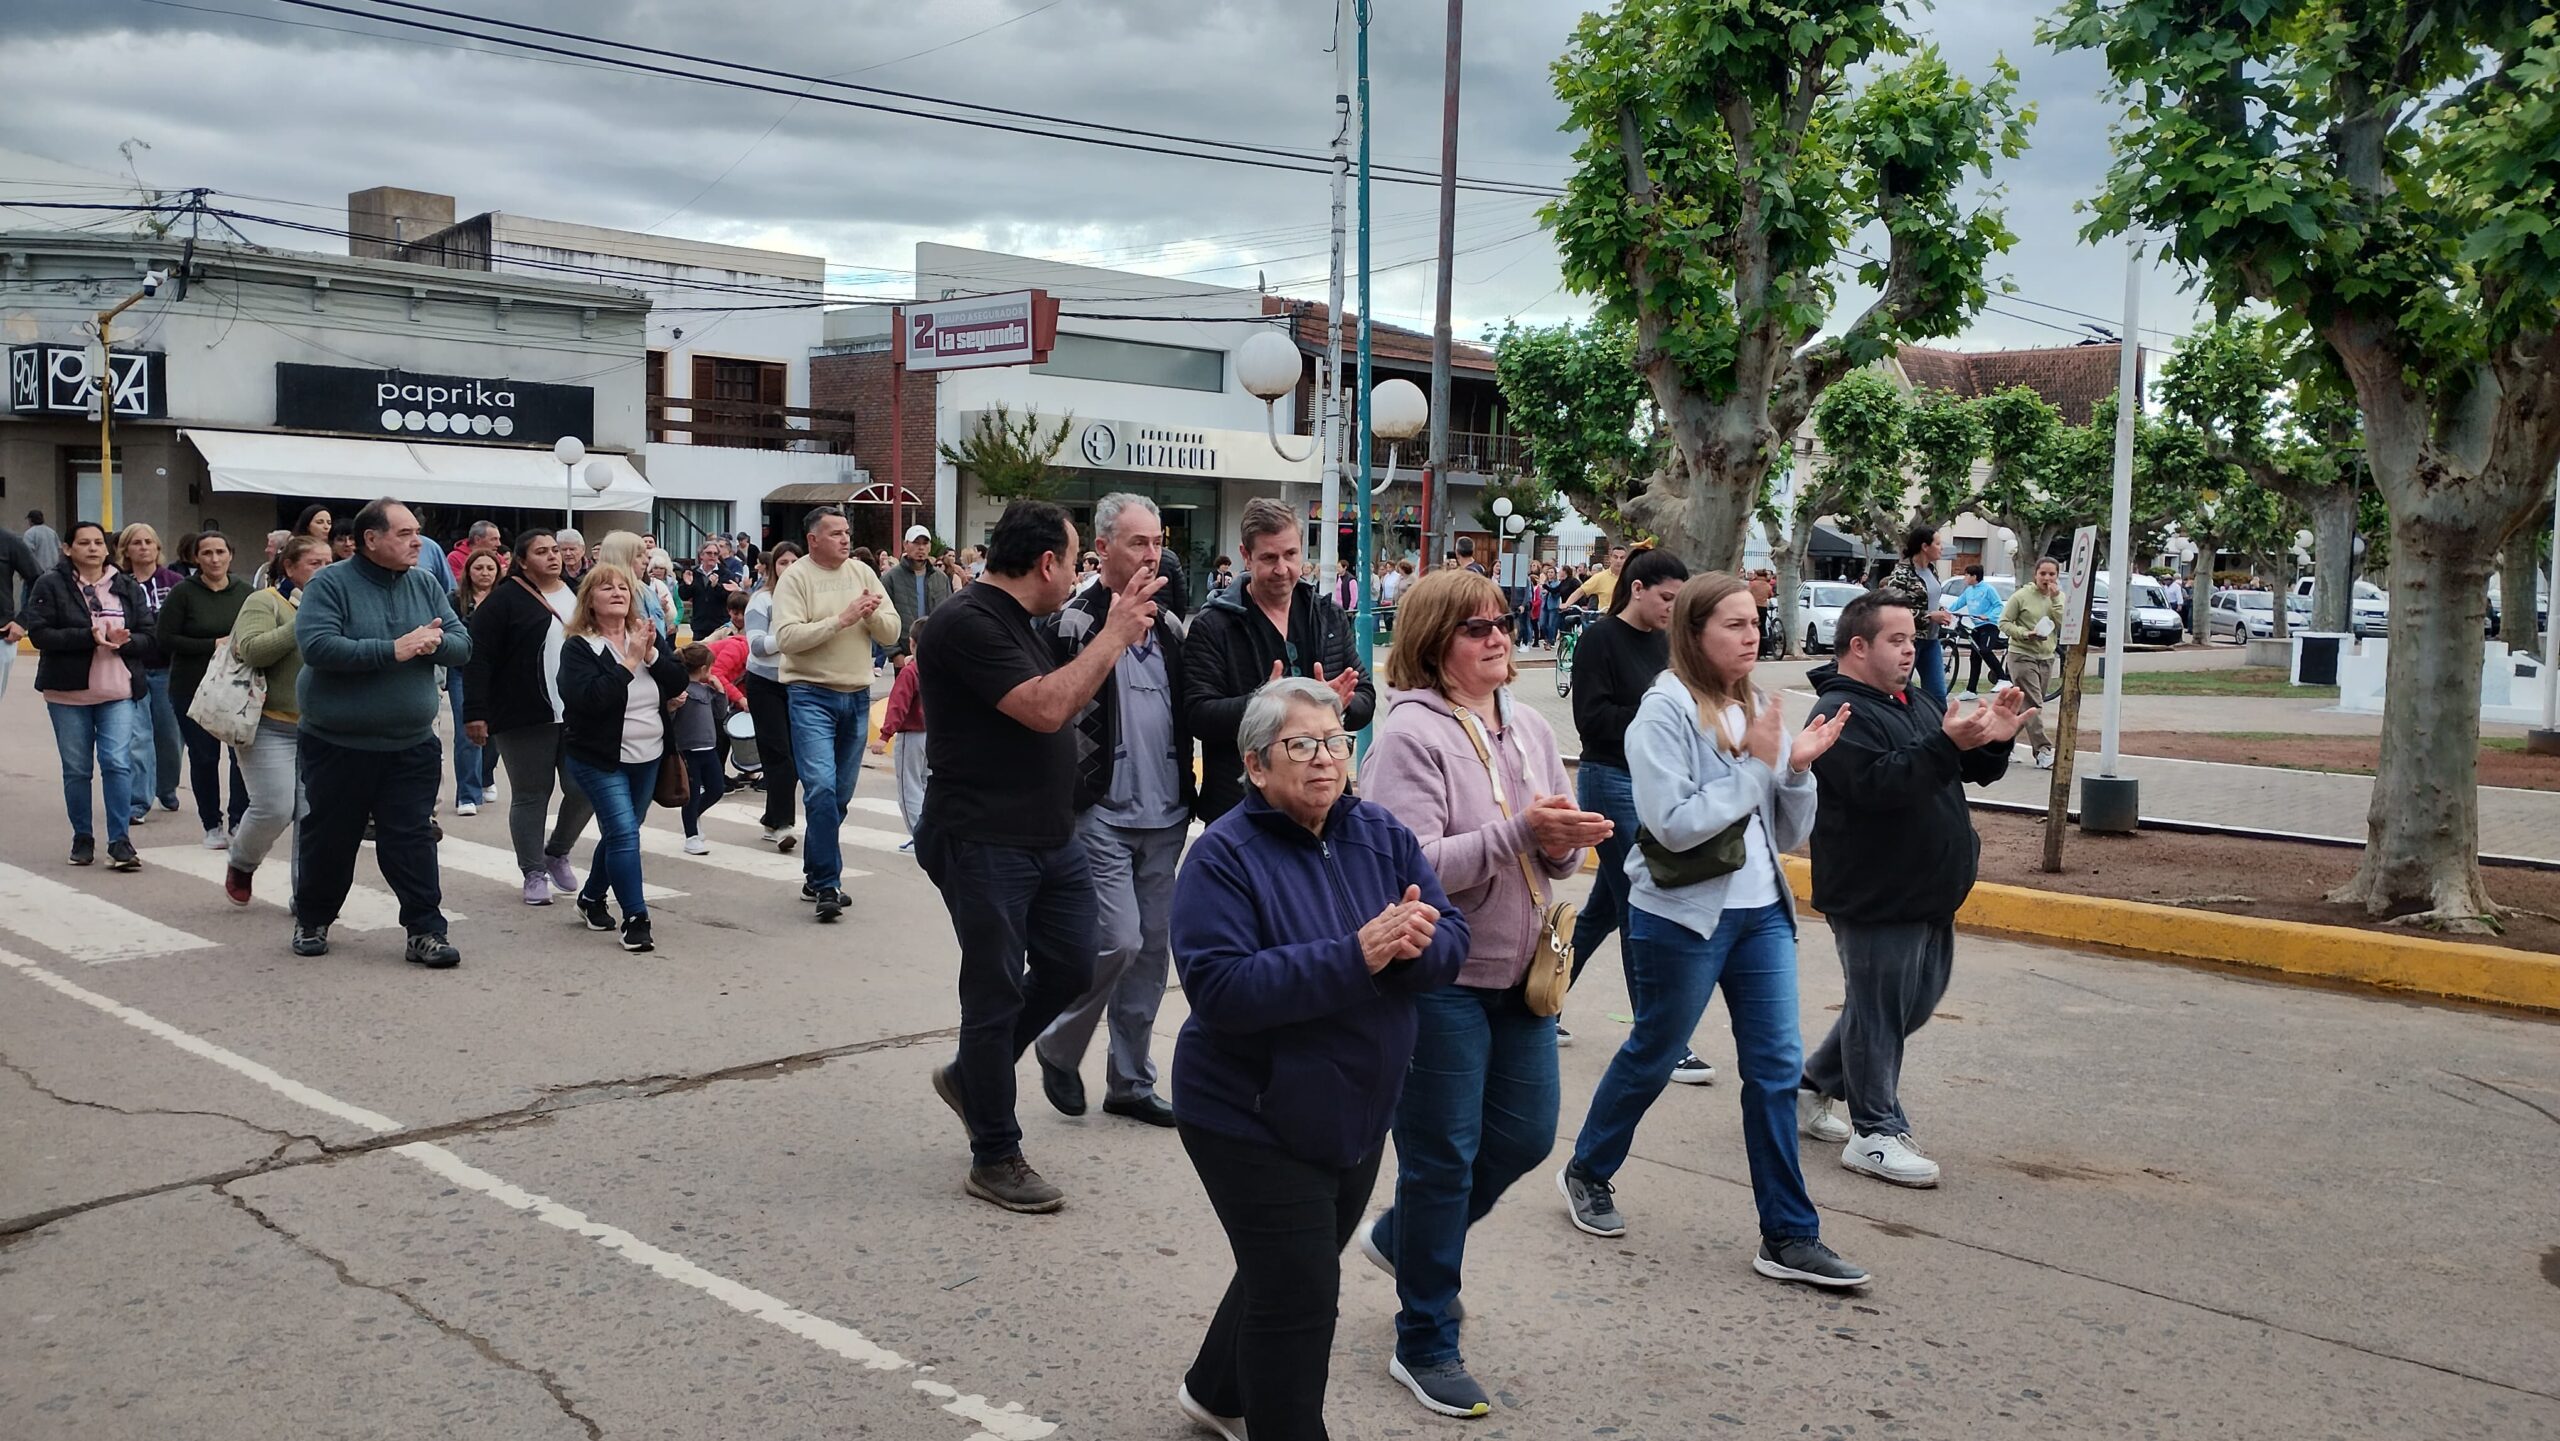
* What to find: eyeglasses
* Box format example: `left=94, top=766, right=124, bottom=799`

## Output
left=1455, top=616, right=1507, bottom=639
left=1269, top=733, right=1355, bottom=762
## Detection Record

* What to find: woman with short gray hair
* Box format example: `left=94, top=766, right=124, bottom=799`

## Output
left=1167, top=676, right=1467, bottom=1441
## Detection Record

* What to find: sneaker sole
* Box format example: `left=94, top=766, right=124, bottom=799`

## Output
left=1386, top=1355, right=1491, bottom=1418
left=1175, top=1384, right=1246, bottom=1441
left=1840, top=1154, right=1940, bottom=1188
left=1355, top=1218, right=1464, bottom=1318
left=962, top=1174, right=1065, bottom=1214
left=1802, top=1124, right=1854, bottom=1145
left=1669, top=1069, right=1716, bottom=1086
left=621, top=938, right=653, bottom=953
left=581, top=912, right=615, bottom=933
left=1752, top=1256, right=1870, bottom=1289
left=1556, top=1168, right=1626, bottom=1238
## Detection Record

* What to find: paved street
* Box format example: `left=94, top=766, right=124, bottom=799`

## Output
left=2, top=680, right=2555, bottom=1440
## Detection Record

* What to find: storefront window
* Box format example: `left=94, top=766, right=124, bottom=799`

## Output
left=67, top=450, right=124, bottom=529
left=1031, top=333, right=1224, bottom=393
left=655, top=499, right=731, bottom=557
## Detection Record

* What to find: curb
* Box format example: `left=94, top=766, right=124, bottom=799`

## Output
left=1774, top=855, right=2560, bottom=1014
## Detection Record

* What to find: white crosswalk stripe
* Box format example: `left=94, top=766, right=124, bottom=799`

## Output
left=696, top=804, right=908, bottom=857
left=631, top=821, right=865, bottom=883
left=431, top=835, right=686, bottom=903
left=140, top=843, right=433, bottom=931
left=0, top=860, right=218, bottom=964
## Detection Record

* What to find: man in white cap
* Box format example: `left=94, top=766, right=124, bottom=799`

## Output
left=885, top=522, right=954, bottom=664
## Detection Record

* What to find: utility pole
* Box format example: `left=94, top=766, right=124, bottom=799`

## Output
left=2081, top=240, right=2144, bottom=834
left=1316, top=0, right=1352, bottom=582
left=1424, top=0, right=1462, bottom=568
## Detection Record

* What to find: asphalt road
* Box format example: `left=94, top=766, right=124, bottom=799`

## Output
left=1, top=684, right=2554, bottom=1439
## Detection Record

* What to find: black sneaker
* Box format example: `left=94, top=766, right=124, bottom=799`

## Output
left=1670, top=1049, right=1717, bottom=1085
left=403, top=932, right=461, bottom=969
left=813, top=888, right=845, bottom=923
left=577, top=894, right=615, bottom=932
left=964, top=1154, right=1065, bottom=1213
left=799, top=881, right=821, bottom=903
left=1388, top=1355, right=1491, bottom=1418
left=1753, top=1235, right=1870, bottom=1290
left=69, top=835, right=95, bottom=867
left=290, top=923, right=330, bottom=957
left=1038, top=1053, right=1087, bottom=1116
left=620, top=913, right=653, bottom=953
left=1558, top=1165, right=1626, bottom=1238
left=106, top=839, right=141, bottom=872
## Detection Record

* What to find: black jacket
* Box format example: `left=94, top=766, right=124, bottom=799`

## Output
left=558, top=633, right=688, bottom=770
left=1567, top=615, right=1669, bottom=770
left=19, top=562, right=158, bottom=697
left=463, top=578, right=573, bottom=736
left=0, top=527, right=41, bottom=617
left=1039, top=581, right=1197, bottom=817
left=1181, top=579, right=1376, bottom=819
left=1803, top=661, right=2013, bottom=924
left=677, top=564, right=734, bottom=636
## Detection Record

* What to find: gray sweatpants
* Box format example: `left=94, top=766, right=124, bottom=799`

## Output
left=493, top=723, right=593, bottom=876
left=1801, top=915, right=1956, bottom=1137
left=1033, top=811, right=1185, bottom=1103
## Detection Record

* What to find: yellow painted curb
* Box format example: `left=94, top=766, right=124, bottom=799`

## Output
left=1775, top=854, right=2560, bottom=1014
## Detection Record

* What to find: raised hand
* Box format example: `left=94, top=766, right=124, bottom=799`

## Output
left=1790, top=700, right=1853, bottom=772
left=1743, top=689, right=1785, bottom=768
left=1359, top=885, right=1438, bottom=972
left=1523, top=793, right=1614, bottom=852
left=393, top=618, right=443, bottom=662
left=1101, top=569, right=1168, bottom=647
left=1312, top=662, right=1361, bottom=705
left=835, top=588, right=882, bottom=629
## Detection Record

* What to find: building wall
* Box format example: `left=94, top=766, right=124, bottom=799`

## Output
left=807, top=344, right=938, bottom=543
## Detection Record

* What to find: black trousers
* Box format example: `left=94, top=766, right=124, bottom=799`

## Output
left=915, top=824, right=1096, bottom=1165
left=176, top=712, right=249, bottom=833
left=744, top=670, right=797, bottom=830
left=1959, top=621, right=2007, bottom=691
left=1181, top=1122, right=1384, bottom=1441
left=294, top=733, right=445, bottom=936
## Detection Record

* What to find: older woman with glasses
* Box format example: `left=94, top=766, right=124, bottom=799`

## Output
left=1168, top=676, right=1467, bottom=1441
left=1357, top=565, right=1612, bottom=1419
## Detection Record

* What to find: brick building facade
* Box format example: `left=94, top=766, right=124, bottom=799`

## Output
left=808, top=346, right=940, bottom=549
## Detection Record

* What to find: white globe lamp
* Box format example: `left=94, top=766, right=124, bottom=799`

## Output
left=1238, top=330, right=1314, bottom=462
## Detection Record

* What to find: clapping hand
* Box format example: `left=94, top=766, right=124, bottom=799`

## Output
left=393, top=618, right=443, bottom=662
left=835, top=589, right=883, bottom=628
left=1943, top=689, right=2028, bottom=749
left=1523, top=793, right=1613, bottom=855
left=1790, top=701, right=1852, bottom=772
left=1312, top=662, right=1360, bottom=707
left=1357, top=884, right=1441, bottom=973
left=1742, top=689, right=1785, bottom=768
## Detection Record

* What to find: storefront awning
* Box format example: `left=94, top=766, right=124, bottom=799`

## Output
left=1808, top=522, right=1873, bottom=559
left=763, top=478, right=920, bottom=507
left=181, top=429, right=653, bottom=512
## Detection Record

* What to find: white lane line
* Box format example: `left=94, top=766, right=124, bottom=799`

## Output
left=432, top=835, right=686, bottom=904
left=630, top=823, right=863, bottom=883
left=0, top=945, right=1056, bottom=1440
left=0, top=861, right=219, bottom=965
left=696, top=805, right=912, bottom=857
left=141, top=844, right=441, bottom=931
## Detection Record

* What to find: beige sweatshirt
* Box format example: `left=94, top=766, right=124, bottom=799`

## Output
left=770, top=556, right=902, bottom=690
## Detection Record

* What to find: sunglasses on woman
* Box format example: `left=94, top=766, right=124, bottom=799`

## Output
left=1455, top=616, right=1507, bottom=639
left=1270, top=733, right=1356, bottom=762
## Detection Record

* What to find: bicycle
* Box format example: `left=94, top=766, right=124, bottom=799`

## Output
left=1554, top=607, right=1595, bottom=697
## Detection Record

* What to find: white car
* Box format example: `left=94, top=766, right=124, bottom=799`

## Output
left=1797, top=581, right=1867, bottom=653
left=2088, top=574, right=2186, bottom=646
left=2207, top=589, right=2283, bottom=643
left=2290, top=577, right=2390, bottom=637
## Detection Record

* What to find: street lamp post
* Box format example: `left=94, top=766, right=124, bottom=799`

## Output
left=91, top=269, right=166, bottom=533
left=1364, top=378, right=1429, bottom=688
left=555, top=436, right=587, bottom=530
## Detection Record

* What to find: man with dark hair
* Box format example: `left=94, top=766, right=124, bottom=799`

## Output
left=1798, top=592, right=2025, bottom=1186
left=23, top=510, right=60, bottom=575
left=1183, top=496, right=1373, bottom=819
left=1878, top=523, right=1953, bottom=705
left=291, top=497, right=471, bottom=967
left=885, top=523, right=953, bottom=661
left=917, top=498, right=1165, bottom=1213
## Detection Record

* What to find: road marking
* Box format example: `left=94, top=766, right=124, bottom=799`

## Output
left=141, top=844, right=446, bottom=931
left=0, top=861, right=219, bottom=965
left=0, top=945, right=1056, bottom=1440
left=630, top=823, right=862, bottom=883
left=432, top=835, right=686, bottom=903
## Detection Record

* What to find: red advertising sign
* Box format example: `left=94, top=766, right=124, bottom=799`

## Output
left=899, top=290, right=1060, bottom=372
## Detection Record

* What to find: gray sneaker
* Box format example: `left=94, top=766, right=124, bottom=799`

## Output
left=1753, top=1235, right=1870, bottom=1289
left=965, top=1155, right=1064, bottom=1214
left=1388, top=1355, right=1491, bottom=1418
left=1557, top=1165, right=1626, bottom=1238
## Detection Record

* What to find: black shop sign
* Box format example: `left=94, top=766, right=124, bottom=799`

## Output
left=275, top=363, right=593, bottom=445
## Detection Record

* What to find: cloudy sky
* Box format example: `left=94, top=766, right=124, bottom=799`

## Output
left=1, top=0, right=2204, bottom=349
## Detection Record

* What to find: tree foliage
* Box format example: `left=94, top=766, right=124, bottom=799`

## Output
left=1471, top=473, right=1570, bottom=538
left=939, top=404, right=1073, bottom=503
left=2051, top=1, right=2560, bottom=925
left=1489, top=318, right=1661, bottom=540
left=1547, top=0, right=2031, bottom=570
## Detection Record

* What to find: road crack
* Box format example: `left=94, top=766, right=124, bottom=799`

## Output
left=0, top=1051, right=329, bottom=1157
left=216, top=1185, right=603, bottom=1440
left=2443, top=1070, right=2560, bottom=1129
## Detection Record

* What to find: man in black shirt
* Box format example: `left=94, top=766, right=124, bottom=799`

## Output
left=915, top=498, right=1165, bottom=1214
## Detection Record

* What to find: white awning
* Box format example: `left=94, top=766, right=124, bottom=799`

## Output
left=181, top=429, right=653, bottom=513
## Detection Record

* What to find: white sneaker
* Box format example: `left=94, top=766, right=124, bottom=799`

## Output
left=1842, top=1130, right=1941, bottom=1188
left=1798, top=1092, right=1852, bottom=1144
left=2032, top=746, right=2055, bottom=769
left=683, top=835, right=710, bottom=855
left=201, top=827, right=229, bottom=850
left=455, top=801, right=479, bottom=816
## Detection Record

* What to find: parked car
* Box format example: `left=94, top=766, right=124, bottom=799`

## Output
left=2207, top=589, right=2283, bottom=643
left=2088, top=574, right=2185, bottom=646
left=2486, top=579, right=2549, bottom=640
left=1796, top=580, right=1867, bottom=653
left=2290, top=577, right=2390, bottom=637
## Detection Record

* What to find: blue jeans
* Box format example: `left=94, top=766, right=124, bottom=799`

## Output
left=1575, top=903, right=1821, bottom=1241
left=1373, top=984, right=1559, bottom=1367
left=448, top=675, right=490, bottom=807
left=1912, top=635, right=1949, bottom=706
left=47, top=698, right=136, bottom=845
left=1569, top=761, right=1638, bottom=982
left=564, top=754, right=660, bottom=919
left=130, top=667, right=180, bottom=813
left=786, top=684, right=870, bottom=891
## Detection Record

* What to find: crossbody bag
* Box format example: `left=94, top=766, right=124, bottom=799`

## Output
left=1453, top=704, right=1575, bottom=1018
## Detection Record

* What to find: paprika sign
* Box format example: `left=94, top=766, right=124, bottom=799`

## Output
left=899, top=291, right=1060, bottom=372
left=275, top=362, right=594, bottom=445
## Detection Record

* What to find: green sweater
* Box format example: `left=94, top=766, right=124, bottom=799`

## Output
left=294, top=556, right=471, bottom=750
left=155, top=574, right=252, bottom=710
left=230, top=586, right=306, bottom=724
left=1999, top=584, right=2067, bottom=661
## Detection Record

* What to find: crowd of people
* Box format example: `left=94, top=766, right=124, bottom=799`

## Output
left=5, top=493, right=2034, bottom=1440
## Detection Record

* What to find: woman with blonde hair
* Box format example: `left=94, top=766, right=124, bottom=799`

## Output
left=1356, top=566, right=1611, bottom=1418
left=1553, top=572, right=1866, bottom=1290
left=556, top=562, right=686, bottom=952
left=118, top=522, right=185, bottom=821
left=594, top=531, right=672, bottom=644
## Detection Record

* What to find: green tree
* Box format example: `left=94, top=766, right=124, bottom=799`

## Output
left=1756, top=371, right=1914, bottom=651
left=1489, top=318, right=1661, bottom=542
left=2053, top=1, right=2560, bottom=927
left=1472, top=473, right=1569, bottom=544
left=938, top=404, right=1072, bottom=503
left=1546, top=0, right=2031, bottom=571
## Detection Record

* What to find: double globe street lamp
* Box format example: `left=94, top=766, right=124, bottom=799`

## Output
left=555, top=435, right=609, bottom=530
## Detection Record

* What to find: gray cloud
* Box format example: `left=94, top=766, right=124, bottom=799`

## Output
left=1, top=0, right=2204, bottom=345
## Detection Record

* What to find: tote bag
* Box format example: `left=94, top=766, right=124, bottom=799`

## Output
left=185, top=637, right=267, bottom=745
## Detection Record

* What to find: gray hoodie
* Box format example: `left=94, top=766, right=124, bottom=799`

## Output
left=1621, top=672, right=1815, bottom=936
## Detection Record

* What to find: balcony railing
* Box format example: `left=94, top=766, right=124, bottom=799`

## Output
left=648, top=396, right=858, bottom=453
left=1358, top=428, right=1528, bottom=475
